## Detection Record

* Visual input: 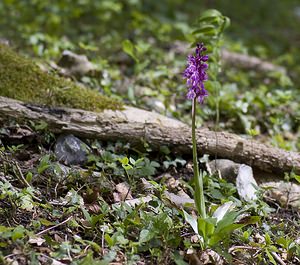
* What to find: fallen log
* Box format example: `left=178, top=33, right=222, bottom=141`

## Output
left=221, top=50, right=286, bottom=74
left=0, top=96, right=299, bottom=175
left=172, top=42, right=286, bottom=74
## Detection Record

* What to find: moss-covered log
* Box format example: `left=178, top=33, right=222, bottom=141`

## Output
left=0, top=96, right=299, bottom=175
left=0, top=44, right=122, bottom=112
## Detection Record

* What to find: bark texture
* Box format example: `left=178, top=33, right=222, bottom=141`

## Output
left=0, top=96, right=299, bottom=175
left=221, top=50, right=286, bottom=73
left=172, top=42, right=286, bottom=73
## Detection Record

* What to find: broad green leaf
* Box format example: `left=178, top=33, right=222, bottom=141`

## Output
left=104, top=234, right=114, bottom=247
left=139, top=229, right=155, bottom=243
left=0, top=242, right=8, bottom=247
left=0, top=225, right=12, bottom=233
left=209, top=223, right=244, bottom=246
left=37, top=164, right=51, bottom=174
left=122, top=164, right=133, bottom=170
left=223, top=17, right=231, bottom=29
left=247, top=129, right=259, bottom=136
left=198, top=217, right=216, bottom=239
left=243, top=231, right=250, bottom=240
left=216, top=223, right=244, bottom=236
left=160, top=146, right=170, bottom=155
left=129, top=157, right=136, bottom=165
left=39, top=218, right=55, bottom=226
left=87, top=241, right=101, bottom=252
left=38, top=154, right=51, bottom=174
left=173, top=251, right=189, bottom=265
left=138, top=164, right=156, bottom=176
left=183, top=210, right=198, bottom=235
left=276, top=237, right=287, bottom=248
left=294, top=174, right=300, bottom=183
left=209, top=188, right=224, bottom=200
left=135, top=158, right=144, bottom=165
left=122, top=39, right=139, bottom=62
left=119, top=157, right=129, bottom=165
left=213, top=201, right=234, bottom=223
left=215, top=210, right=240, bottom=233
left=150, top=161, right=160, bottom=167
left=12, top=225, right=26, bottom=241
left=90, top=214, right=105, bottom=227
left=20, top=194, right=34, bottom=211
left=198, top=9, right=222, bottom=22
left=239, top=216, right=260, bottom=225
left=81, top=207, right=91, bottom=223
left=78, top=42, right=98, bottom=51
left=26, top=171, right=33, bottom=183
left=122, top=39, right=134, bottom=55
left=192, top=25, right=216, bottom=35
left=265, top=233, right=272, bottom=245
left=78, top=252, right=112, bottom=265
left=268, top=245, right=279, bottom=252
left=115, top=234, right=129, bottom=245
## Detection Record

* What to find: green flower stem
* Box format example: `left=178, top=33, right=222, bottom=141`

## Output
left=192, top=97, right=206, bottom=218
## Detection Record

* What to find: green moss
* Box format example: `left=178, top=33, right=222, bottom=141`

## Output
left=0, top=44, right=123, bottom=111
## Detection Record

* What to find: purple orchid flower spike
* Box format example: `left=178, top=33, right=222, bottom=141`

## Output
left=183, top=43, right=209, bottom=103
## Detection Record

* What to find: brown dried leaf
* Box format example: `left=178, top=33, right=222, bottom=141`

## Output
left=115, top=182, right=132, bottom=201
left=28, top=236, right=46, bottom=246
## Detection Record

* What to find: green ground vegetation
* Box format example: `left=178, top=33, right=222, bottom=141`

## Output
left=0, top=1, right=300, bottom=264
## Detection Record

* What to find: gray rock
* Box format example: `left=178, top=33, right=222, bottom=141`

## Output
left=207, top=159, right=240, bottom=182
left=236, top=164, right=258, bottom=201
left=57, top=50, right=95, bottom=77
left=144, top=97, right=176, bottom=116
left=261, top=181, right=300, bottom=209
left=45, top=162, right=71, bottom=182
left=0, top=38, right=10, bottom=46
left=208, top=159, right=300, bottom=207
left=54, top=134, right=91, bottom=165
left=144, top=98, right=166, bottom=113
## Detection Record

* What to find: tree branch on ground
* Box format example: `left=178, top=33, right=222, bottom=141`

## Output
left=0, top=96, right=299, bottom=175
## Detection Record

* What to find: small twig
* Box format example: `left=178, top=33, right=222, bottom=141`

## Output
left=253, top=249, right=262, bottom=258
left=101, top=228, right=106, bottom=256
left=229, top=245, right=260, bottom=254
left=65, top=234, right=73, bottom=261
left=271, top=251, right=286, bottom=265
left=39, top=253, right=64, bottom=264
left=13, top=160, right=42, bottom=202
left=124, top=186, right=132, bottom=201
left=36, top=216, right=72, bottom=236
left=47, top=200, right=68, bottom=206
left=285, top=184, right=292, bottom=208
left=4, top=253, right=19, bottom=259
left=230, top=245, right=264, bottom=263
left=13, top=160, right=31, bottom=188
left=54, top=182, right=59, bottom=199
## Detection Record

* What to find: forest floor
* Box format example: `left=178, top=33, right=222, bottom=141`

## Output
left=1, top=0, right=300, bottom=264
left=0, top=123, right=300, bottom=264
